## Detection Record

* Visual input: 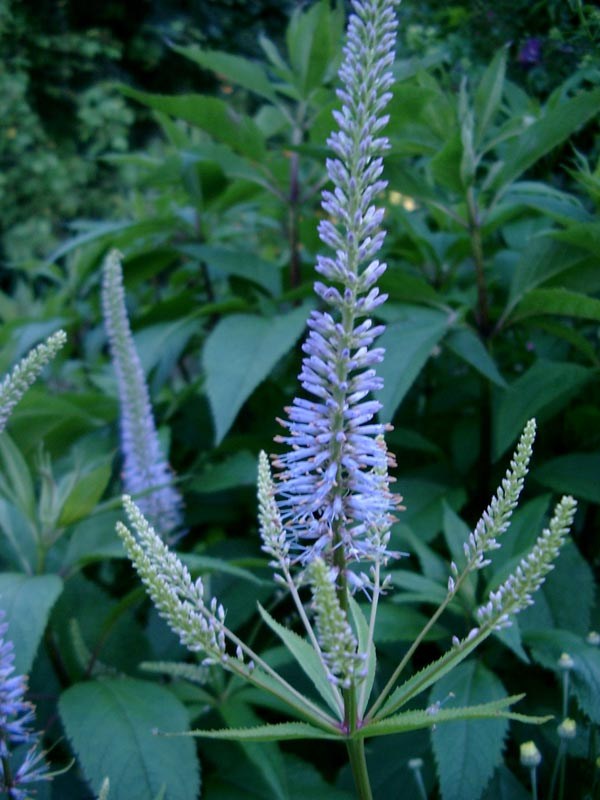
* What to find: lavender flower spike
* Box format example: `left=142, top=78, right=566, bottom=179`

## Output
left=0, top=613, right=50, bottom=799
left=274, top=0, right=401, bottom=574
left=102, top=250, right=183, bottom=540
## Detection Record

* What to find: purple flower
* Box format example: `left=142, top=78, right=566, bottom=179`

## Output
left=0, top=614, right=49, bottom=798
left=102, top=250, right=184, bottom=541
left=274, top=0, right=402, bottom=576
left=517, top=37, right=542, bottom=66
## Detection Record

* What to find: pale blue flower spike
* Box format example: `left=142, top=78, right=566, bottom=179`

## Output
left=102, top=250, right=184, bottom=540
left=273, top=0, right=402, bottom=581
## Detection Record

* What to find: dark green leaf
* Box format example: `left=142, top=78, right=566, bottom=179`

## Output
left=172, top=46, right=277, bottom=102
left=474, top=47, right=508, bottom=144
left=512, top=288, right=600, bottom=323
left=446, top=329, right=506, bottom=388
left=119, top=86, right=265, bottom=160
left=59, top=678, right=200, bottom=800
left=490, top=88, right=600, bottom=192
left=59, top=464, right=112, bottom=527
left=377, top=306, right=451, bottom=422
left=0, top=573, right=63, bottom=673
left=492, top=360, right=591, bottom=459
left=534, top=453, right=600, bottom=503
left=203, top=305, right=309, bottom=444
left=430, top=662, right=508, bottom=800
left=187, top=721, right=340, bottom=741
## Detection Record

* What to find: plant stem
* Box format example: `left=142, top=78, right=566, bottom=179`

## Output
left=466, top=187, right=490, bottom=336
left=346, top=737, right=373, bottom=800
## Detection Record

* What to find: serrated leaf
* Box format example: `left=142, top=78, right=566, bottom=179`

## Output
left=446, top=328, right=506, bottom=387
left=118, top=86, right=265, bottom=160
left=430, top=662, right=508, bottom=800
left=59, top=678, right=200, bottom=800
left=257, top=604, right=342, bottom=717
left=0, top=573, right=63, bottom=673
left=172, top=46, right=277, bottom=102
left=362, top=694, right=545, bottom=738
left=534, top=453, right=600, bottom=503
left=525, top=629, right=600, bottom=723
left=187, top=721, right=340, bottom=741
left=490, top=87, right=600, bottom=192
left=492, top=360, right=591, bottom=459
left=481, top=766, right=531, bottom=800
left=203, top=305, right=309, bottom=443
left=512, top=287, right=600, bottom=323
left=377, top=306, right=450, bottom=422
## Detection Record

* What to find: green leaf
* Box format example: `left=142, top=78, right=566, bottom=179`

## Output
left=512, top=287, right=600, bottom=323
left=534, top=453, right=600, bottom=503
left=203, top=306, right=309, bottom=444
left=348, top=596, right=376, bottom=715
left=219, top=697, right=288, bottom=800
left=387, top=570, right=447, bottom=605
left=362, top=695, right=545, bottom=739
left=0, top=573, right=63, bottom=673
left=553, top=220, right=600, bottom=256
left=373, top=604, right=447, bottom=643
left=59, top=464, right=112, bottom=527
left=178, top=245, right=282, bottom=296
left=474, top=46, right=508, bottom=144
left=525, top=629, right=600, bottom=723
left=446, top=328, right=506, bottom=387
left=191, top=451, right=259, bottom=494
left=0, top=432, right=35, bottom=516
left=118, top=86, right=265, bottom=160
left=377, top=305, right=451, bottom=422
left=490, top=87, right=600, bottom=192
left=492, top=360, right=592, bottom=459
left=172, top=46, right=277, bottom=102
left=430, top=662, right=508, bottom=800
left=481, top=766, right=531, bottom=800
left=59, top=678, right=201, bottom=800
left=286, top=0, right=343, bottom=96
left=257, top=604, right=342, bottom=717
left=187, top=721, right=340, bottom=741
left=430, top=134, right=463, bottom=193
left=181, top=554, right=264, bottom=586
left=505, top=237, right=588, bottom=315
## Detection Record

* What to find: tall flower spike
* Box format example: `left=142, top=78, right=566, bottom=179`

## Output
left=476, top=495, right=577, bottom=629
left=116, top=496, right=228, bottom=665
left=274, top=0, right=401, bottom=575
left=0, top=330, right=66, bottom=433
left=0, top=613, right=50, bottom=799
left=102, top=250, right=183, bottom=540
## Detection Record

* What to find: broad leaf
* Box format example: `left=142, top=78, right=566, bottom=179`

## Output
left=119, top=86, right=265, bottom=160
left=0, top=573, right=63, bottom=673
left=446, top=328, right=506, bottom=387
left=492, top=360, right=591, bottom=459
left=59, top=464, right=112, bottom=527
left=377, top=306, right=451, bottom=422
left=490, top=87, right=600, bottom=192
left=59, top=678, right=200, bottom=800
left=257, top=604, right=342, bottom=716
left=481, top=766, right=531, bottom=800
left=203, top=305, right=309, bottom=443
left=179, top=245, right=282, bottom=296
left=172, top=46, right=277, bottom=102
left=534, top=453, right=600, bottom=504
left=512, top=287, right=600, bottom=323
left=430, top=662, right=508, bottom=800
left=190, top=451, right=259, bottom=493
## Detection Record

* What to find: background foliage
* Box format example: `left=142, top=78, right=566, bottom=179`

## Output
left=1, top=1, right=599, bottom=798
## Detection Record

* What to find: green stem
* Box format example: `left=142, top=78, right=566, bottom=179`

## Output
left=530, top=766, right=538, bottom=800
left=466, top=187, right=490, bottom=336
left=346, top=737, right=373, bottom=800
